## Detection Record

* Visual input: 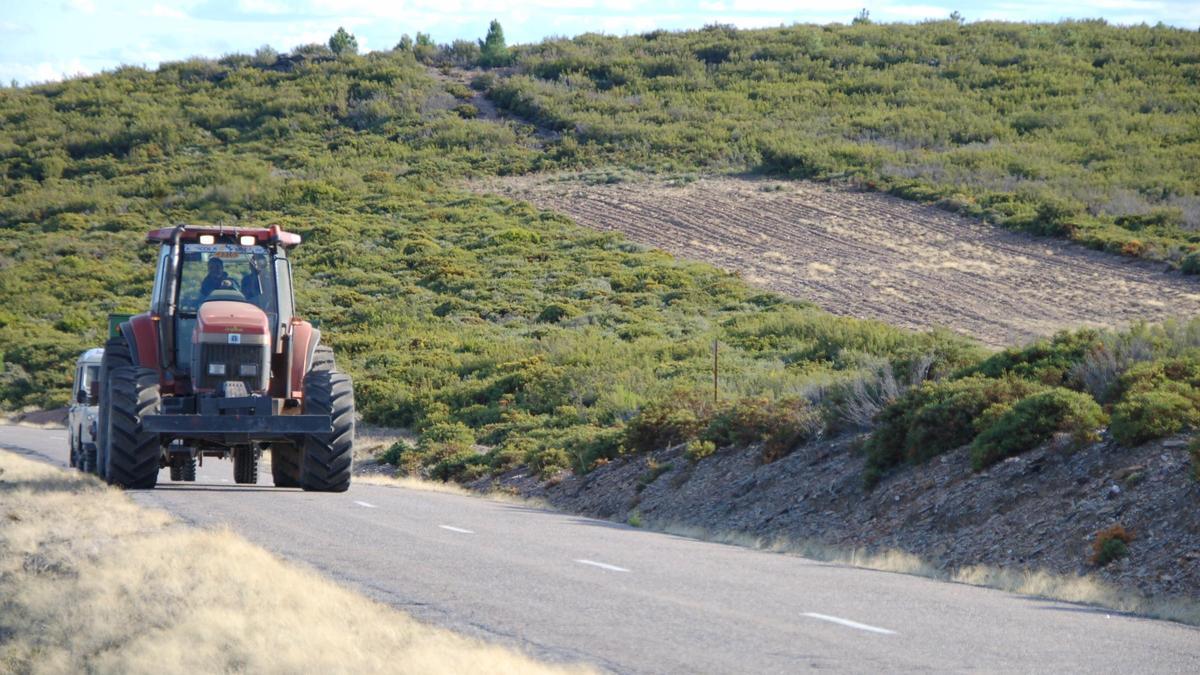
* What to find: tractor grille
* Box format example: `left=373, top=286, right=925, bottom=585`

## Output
left=196, top=343, right=267, bottom=392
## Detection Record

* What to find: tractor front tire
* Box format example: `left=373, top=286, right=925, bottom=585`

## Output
left=105, top=367, right=161, bottom=490
left=234, top=447, right=259, bottom=484
left=96, top=334, right=133, bottom=479
left=300, top=369, right=354, bottom=493
left=270, top=444, right=301, bottom=488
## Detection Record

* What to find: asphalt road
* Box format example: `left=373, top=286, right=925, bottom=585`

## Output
left=4, top=423, right=1199, bottom=673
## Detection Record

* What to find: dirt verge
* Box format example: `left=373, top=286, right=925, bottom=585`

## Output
left=477, top=173, right=1200, bottom=347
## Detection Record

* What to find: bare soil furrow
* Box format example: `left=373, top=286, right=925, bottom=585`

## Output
left=475, top=174, right=1200, bottom=347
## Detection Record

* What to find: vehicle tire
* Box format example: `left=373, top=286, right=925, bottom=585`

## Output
left=69, top=433, right=79, bottom=468
left=270, top=444, right=301, bottom=488
left=310, top=344, right=335, bottom=372
left=300, top=369, right=354, bottom=493
left=81, top=443, right=97, bottom=474
left=104, top=367, right=161, bottom=490
left=170, top=463, right=181, bottom=481
left=233, top=446, right=259, bottom=484
left=97, top=334, right=133, bottom=479
left=180, top=454, right=196, bottom=481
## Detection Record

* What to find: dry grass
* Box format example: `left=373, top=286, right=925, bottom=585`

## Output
left=651, top=520, right=1200, bottom=627
left=356, top=473, right=553, bottom=510
left=0, top=451, right=589, bottom=675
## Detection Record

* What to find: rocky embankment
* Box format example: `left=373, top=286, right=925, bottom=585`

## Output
left=475, top=433, right=1200, bottom=600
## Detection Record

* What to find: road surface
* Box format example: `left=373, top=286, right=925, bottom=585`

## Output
left=4, top=424, right=1198, bottom=673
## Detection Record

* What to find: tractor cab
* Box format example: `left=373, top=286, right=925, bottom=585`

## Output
left=145, top=225, right=299, bottom=397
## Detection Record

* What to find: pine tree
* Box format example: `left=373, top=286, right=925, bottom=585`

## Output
left=329, top=27, right=358, bottom=55
left=478, top=19, right=510, bottom=67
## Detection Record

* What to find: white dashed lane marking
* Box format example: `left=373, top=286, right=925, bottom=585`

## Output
left=803, top=613, right=897, bottom=635
left=575, top=559, right=630, bottom=573
left=354, top=501, right=377, bottom=509
left=439, top=525, right=474, bottom=534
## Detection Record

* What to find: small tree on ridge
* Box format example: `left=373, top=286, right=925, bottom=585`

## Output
left=478, top=19, right=511, bottom=67
left=329, top=27, right=358, bottom=55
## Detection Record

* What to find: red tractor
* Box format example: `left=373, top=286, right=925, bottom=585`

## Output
left=96, top=224, right=354, bottom=491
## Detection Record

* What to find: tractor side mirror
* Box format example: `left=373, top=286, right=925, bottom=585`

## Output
left=88, top=381, right=100, bottom=405
left=77, top=389, right=88, bottom=404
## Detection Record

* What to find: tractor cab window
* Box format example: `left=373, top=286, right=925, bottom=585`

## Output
left=177, top=243, right=279, bottom=320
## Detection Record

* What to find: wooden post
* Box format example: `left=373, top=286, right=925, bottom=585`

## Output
left=712, top=337, right=719, bottom=404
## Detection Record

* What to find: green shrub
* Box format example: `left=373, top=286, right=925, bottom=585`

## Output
left=704, top=396, right=819, bottom=462
left=1110, top=386, right=1199, bottom=446
left=959, top=329, right=1101, bottom=387
left=970, top=389, right=1107, bottom=469
left=864, top=376, right=1042, bottom=484
left=685, top=439, right=716, bottom=462
left=1109, top=357, right=1200, bottom=402
left=1091, top=524, right=1133, bottom=567
left=1181, top=254, right=1200, bottom=275
left=380, top=441, right=408, bottom=465
left=624, top=391, right=715, bottom=453
left=528, top=447, right=572, bottom=478
left=1189, top=437, right=1200, bottom=481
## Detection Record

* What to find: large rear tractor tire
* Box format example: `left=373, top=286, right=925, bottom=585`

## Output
left=270, top=444, right=301, bottom=488
left=233, top=447, right=259, bottom=485
left=104, top=367, right=161, bottom=489
left=300, top=369, right=354, bottom=493
left=96, top=334, right=133, bottom=479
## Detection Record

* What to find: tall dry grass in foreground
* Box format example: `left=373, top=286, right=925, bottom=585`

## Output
left=0, top=451, right=589, bottom=675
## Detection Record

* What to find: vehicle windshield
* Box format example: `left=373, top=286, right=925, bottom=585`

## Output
left=81, top=365, right=99, bottom=389
left=178, top=243, right=278, bottom=316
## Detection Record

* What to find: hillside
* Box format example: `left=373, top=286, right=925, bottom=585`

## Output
left=0, top=44, right=979, bottom=481
left=1, top=21, right=1198, bottom=502
left=488, top=20, right=1200, bottom=266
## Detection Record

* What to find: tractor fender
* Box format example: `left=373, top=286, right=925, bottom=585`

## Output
left=121, top=313, right=160, bottom=370
left=288, top=320, right=321, bottom=398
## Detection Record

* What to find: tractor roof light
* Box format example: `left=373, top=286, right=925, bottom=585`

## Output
left=239, top=235, right=256, bottom=246
left=199, top=234, right=216, bottom=245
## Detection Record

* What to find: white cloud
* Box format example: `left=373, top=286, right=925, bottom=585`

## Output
left=63, top=0, right=96, bottom=14
left=238, top=0, right=293, bottom=14
left=1, top=58, right=90, bottom=85
left=879, top=4, right=954, bottom=20
left=147, top=4, right=189, bottom=19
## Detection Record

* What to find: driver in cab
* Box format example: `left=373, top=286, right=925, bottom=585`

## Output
left=200, top=257, right=237, bottom=299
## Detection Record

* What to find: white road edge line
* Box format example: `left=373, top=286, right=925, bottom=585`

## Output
left=354, top=501, right=377, bottom=509
left=575, top=559, right=630, bottom=573
left=803, top=612, right=897, bottom=635
left=439, top=525, right=474, bottom=534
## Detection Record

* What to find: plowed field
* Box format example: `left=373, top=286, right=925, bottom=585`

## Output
left=480, top=174, right=1200, bottom=347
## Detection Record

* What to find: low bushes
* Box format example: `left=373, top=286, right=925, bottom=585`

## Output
left=866, top=323, right=1200, bottom=487
left=1108, top=357, right=1200, bottom=446
left=624, top=392, right=821, bottom=464
left=1110, top=388, right=1200, bottom=447
left=969, top=389, right=1107, bottom=470
left=864, top=376, right=1044, bottom=485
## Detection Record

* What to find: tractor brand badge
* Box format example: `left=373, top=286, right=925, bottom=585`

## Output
left=228, top=333, right=242, bottom=344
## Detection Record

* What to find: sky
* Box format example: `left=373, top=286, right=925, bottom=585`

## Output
left=2, top=1, right=1197, bottom=85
